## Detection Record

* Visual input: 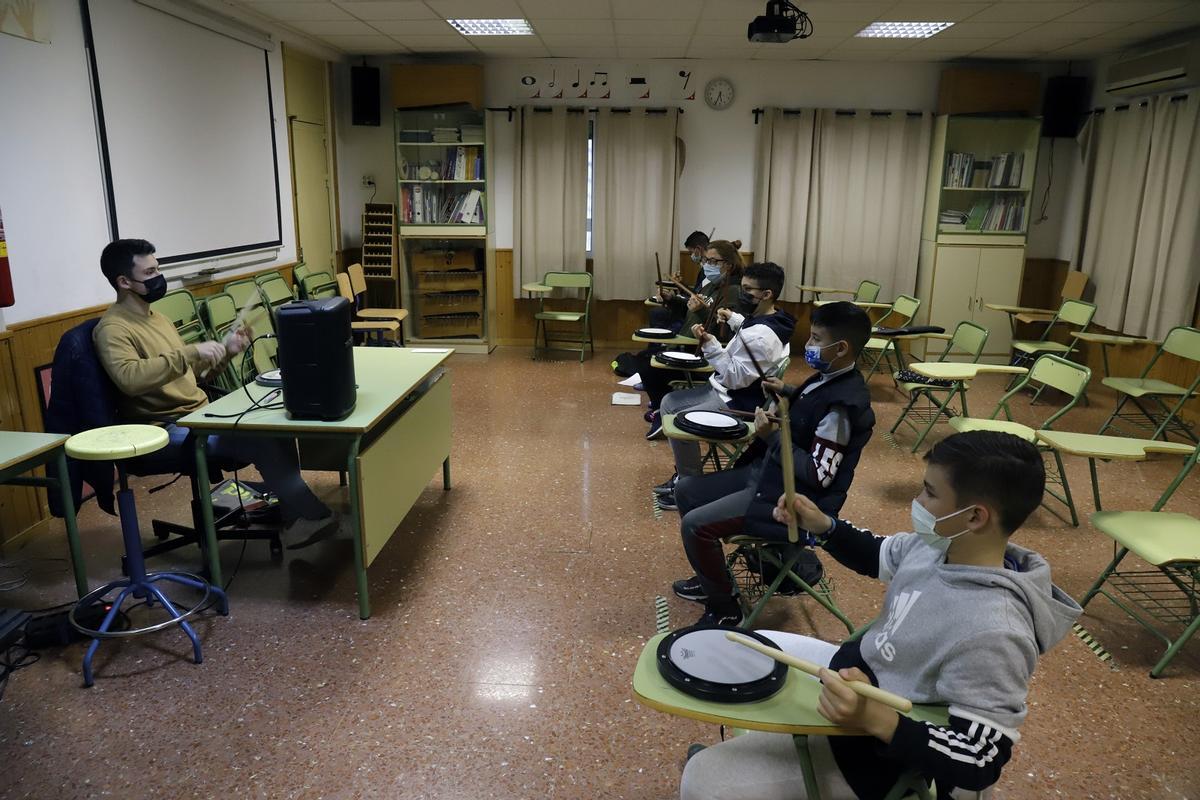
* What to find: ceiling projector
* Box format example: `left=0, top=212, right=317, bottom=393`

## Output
left=748, top=0, right=814, bottom=43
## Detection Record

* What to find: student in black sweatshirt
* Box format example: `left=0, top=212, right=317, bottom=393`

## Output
left=669, top=302, right=874, bottom=625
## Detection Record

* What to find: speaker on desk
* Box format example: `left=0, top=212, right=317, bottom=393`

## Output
left=350, top=65, right=381, bottom=127
left=275, top=298, right=356, bottom=421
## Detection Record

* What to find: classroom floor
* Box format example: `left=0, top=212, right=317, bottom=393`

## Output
left=1, top=346, right=1198, bottom=800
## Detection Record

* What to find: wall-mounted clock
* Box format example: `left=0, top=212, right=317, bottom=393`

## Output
left=704, top=77, right=735, bottom=110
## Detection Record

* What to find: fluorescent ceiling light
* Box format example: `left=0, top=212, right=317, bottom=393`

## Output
left=448, top=18, right=533, bottom=36
left=856, top=21, right=954, bottom=39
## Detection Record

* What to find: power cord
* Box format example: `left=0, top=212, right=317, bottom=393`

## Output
left=1034, top=137, right=1054, bottom=225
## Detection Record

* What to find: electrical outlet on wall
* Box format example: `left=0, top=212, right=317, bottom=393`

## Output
left=361, top=174, right=375, bottom=188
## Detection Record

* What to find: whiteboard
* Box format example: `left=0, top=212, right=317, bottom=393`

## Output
left=84, top=0, right=281, bottom=264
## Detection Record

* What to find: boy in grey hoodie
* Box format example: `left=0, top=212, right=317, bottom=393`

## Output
left=680, top=431, right=1082, bottom=800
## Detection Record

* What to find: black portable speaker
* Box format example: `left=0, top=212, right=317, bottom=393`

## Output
left=1042, top=75, right=1089, bottom=138
left=275, top=298, right=356, bottom=421
left=351, top=65, right=381, bottom=127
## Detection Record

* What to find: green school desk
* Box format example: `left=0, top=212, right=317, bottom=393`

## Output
left=0, top=431, right=88, bottom=598
left=180, top=347, right=453, bottom=619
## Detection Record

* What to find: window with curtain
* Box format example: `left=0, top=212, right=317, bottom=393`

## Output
left=1076, top=93, right=1200, bottom=339
left=591, top=109, right=680, bottom=301
left=752, top=107, right=932, bottom=300
left=511, top=106, right=589, bottom=296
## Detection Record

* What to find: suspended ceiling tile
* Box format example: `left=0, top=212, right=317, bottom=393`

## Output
left=286, top=18, right=379, bottom=35
left=391, top=33, right=478, bottom=50
left=320, top=33, right=410, bottom=52
left=369, top=19, right=459, bottom=35
left=538, top=33, right=619, bottom=48
left=1057, top=2, right=1192, bottom=24
left=333, top=1, right=441, bottom=20
left=242, top=2, right=354, bottom=22
left=1151, top=4, right=1200, bottom=23
left=616, top=45, right=691, bottom=58
left=880, top=3, right=992, bottom=22
left=516, top=0, right=615, bottom=19
left=544, top=46, right=619, bottom=58
left=930, top=21, right=1040, bottom=39
left=424, top=0, right=526, bottom=19
left=1030, top=20, right=1128, bottom=37
left=698, top=0, right=767, bottom=20
left=610, top=0, right=704, bottom=20
left=528, top=19, right=616, bottom=34
left=614, top=19, right=698, bottom=35
left=966, top=3, right=1089, bottom=23
left=793, top=2, right=897, bottom=23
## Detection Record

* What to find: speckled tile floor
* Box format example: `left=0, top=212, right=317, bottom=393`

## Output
left=1, top=346, right=1198, bottom=799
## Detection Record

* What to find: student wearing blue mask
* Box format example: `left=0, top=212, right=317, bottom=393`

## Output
left=668, top=301, right=873, bottom=625
left=647, top=230, right=711, bottom=331
left=681, top=431, right=1081, bottom=800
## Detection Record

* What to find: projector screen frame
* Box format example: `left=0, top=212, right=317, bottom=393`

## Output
left=79, top=0, right=284, bottom=266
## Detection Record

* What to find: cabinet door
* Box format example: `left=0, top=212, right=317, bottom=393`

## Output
left=975, top=247, right=1025, bottom=355
left=928, top=247, right=980, bottom=334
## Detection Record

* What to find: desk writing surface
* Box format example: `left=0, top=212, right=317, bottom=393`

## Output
left=0, top=432, right=69, bottom=474
left=179, top=348, right=453, bottom=434
left=632, top=632, right=947, bottom=736
left=909, top=362, right=1027, bottom=381
left=984, top=303, right=1054, bottom=315
left=1035, top=430, right=1195, bottom=461
left=1074, top=332, right=1153, bottom=346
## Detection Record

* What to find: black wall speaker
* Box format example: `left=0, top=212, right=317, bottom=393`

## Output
left=1042, top=76, right=1089, bottom=138
left=276, top=298, right=357, bottom=421
left=350, top=65, right=381, bottom=127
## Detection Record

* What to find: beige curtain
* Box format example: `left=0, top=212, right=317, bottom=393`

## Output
left=592, top=109, right=679, bottom=301
left=803, top=109, right=932, bottom=298
left=512, top=106, right=588, bottom=296
left=1078, top=95, right=1200, bottom=338
left=752, top=108, right=816, bottom=298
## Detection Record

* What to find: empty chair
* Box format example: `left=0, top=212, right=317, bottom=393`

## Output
left=1098, top=326, right=1200, bottom=444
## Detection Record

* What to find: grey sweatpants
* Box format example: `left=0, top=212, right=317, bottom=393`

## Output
left=661, top=384, right=729, bottom=477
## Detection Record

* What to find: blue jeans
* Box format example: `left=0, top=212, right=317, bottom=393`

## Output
left=128, top=424, right=329, bottom=523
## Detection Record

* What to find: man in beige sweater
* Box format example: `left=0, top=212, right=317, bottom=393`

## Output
left=93, top=238, right=336, bottom=547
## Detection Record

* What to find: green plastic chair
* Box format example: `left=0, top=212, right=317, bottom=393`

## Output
left=853, top=279, right=881, bottom=303
left=533, top=271, right=593, bottom=362
left=220, top=278, right=276, bottom=376
left=1098, top=326, right=1200, bottom=444
left=151, top=289, right=206, bottom=345
left=1079, top=442, right=1200, bottom=677
left=949, top=354, right=1092, bottom=525
left=859, top=294, right=922, bottom=380
left=301, top=271, right=339, bottom=300
left=889, top=321, right=989, bottom=453
left=197, top=293, right=242, bottom=390
left=1007, top=299, right=1097, bottom=388
left=257, top=273, right=294, bottom=317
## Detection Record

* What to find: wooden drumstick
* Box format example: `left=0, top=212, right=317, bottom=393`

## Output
left=725, top=409, right=781, bottom=423
left=724, top=632, right=914, bottom=713
left=777, top=394, right=798, bottom=544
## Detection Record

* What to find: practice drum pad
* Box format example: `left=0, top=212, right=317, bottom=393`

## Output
left=254, top=369, right=283, bottom=387
left=675, top=410, right=746, bottom=440
left=657, top=625, right=788, bottom=703
left=657, top=351, right=707, bottom=369
left=637, top=327, right=675, bottom=339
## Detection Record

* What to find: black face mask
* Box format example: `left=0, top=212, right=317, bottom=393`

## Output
left=737, top=290, right=762, bottom=315
left=132, top=274, right=168, bottom=303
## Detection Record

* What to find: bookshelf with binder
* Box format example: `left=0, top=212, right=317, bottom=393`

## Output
left=916, top=115, right=1041, bottom=360
left=394, top=106, right=488, bottom=347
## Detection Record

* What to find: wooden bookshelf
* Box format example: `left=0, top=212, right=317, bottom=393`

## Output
left=361, top=203, right=396, bottom=279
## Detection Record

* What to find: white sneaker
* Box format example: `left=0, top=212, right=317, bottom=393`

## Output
left=285, top=512, right=340, bottom=550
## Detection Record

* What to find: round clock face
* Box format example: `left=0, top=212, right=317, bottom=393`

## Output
left=704, top=77, right=735, bottom=110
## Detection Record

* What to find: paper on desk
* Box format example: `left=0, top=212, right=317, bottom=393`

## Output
left=618, top=372, right=641, bottom=387
left=612, top=392, right=642, bottom=406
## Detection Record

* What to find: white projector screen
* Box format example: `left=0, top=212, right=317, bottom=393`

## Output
left=84, top=0, right=281, bottom=264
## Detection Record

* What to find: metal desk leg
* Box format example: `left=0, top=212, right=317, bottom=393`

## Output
left=54, top=450, right=88, bottom=598
left=442, top=457, right=451, bottom=490
left=192, top=436, right=223, bottom=586
left=1088, top=457, right=1102, bottom=512
left=346, top=438, right=370, bottom=620
left=792, top=735, right=822, bottom=800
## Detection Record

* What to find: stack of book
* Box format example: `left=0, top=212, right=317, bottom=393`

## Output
left=938, top=210, right=969, bottom=231
left=399, top=186, right=485, bottom=224
left=987, top=152, right=1024, bottom=188
left=962, top=197, right=1026, bottom=232
left=460, top=124, right=483, bottom=142
left=432, top=127, right=460, bottom=143
left=398, top=129, right=432, bottom=143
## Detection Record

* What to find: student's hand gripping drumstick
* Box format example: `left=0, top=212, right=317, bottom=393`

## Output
left=724, top=632, right=914, bottom=713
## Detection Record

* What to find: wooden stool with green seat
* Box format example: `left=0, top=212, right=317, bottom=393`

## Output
left=859, top=294, right=922, bottom=380
left=888, top=321, right=989, bottom=452
left=1097, top=325, right=1200, bottom=444
left=1079, top=442, right=1200, bottom=677
left=533, top=271, right=593, bottom=362
left=947, top=354, right=1091, bottom=526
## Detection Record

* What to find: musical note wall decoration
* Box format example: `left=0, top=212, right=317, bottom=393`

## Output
left=571, top=68, right=580, bottom=88
left=590, top=71, right=608, bottom=87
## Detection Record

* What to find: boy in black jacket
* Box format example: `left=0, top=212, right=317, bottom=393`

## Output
left=679, top=432, right=1082, bottom=800
left=670, top=302, right=874, bottom=626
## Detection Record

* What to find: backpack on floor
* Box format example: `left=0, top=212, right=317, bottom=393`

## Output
left=611, top=352, right=640, bottom=377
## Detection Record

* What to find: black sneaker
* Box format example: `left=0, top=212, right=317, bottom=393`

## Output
left=653, top=474, right=677, bottom=495
left=656, top=491, right=678, bottom=511
left=696, top=603, right=744, bottom=628
left=646, top=412, right=664, bottom=440
left=672, top=575, right=708, bottom=602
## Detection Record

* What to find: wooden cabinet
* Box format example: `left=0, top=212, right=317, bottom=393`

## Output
left=917, top=114, right=1039, bottom=362
left=924, top=245, right=1023, bottom=358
